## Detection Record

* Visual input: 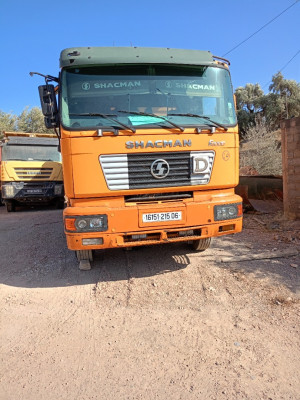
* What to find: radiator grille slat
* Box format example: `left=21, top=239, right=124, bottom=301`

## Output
left=13, top=167, right=53, bottom=180
left=100, top=155, right=129, bottom=190
left=128, top=152, right=190, bottom=189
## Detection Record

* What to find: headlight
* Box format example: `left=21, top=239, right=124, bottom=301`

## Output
left=65, top=215, right=108, bottom=232
left=77, top=219, right=88, bottom=229
left=214, top=203, right=242, bottom=221
left=3, top=185, right=14, bottom=198
left=54, top=184, right=63, bottom=195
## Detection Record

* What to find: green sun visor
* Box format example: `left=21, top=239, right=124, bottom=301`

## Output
left=60, top=47, right=215, bottom=68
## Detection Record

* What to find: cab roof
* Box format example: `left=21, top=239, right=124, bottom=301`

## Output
left=60, top=47, right=216, bottom=68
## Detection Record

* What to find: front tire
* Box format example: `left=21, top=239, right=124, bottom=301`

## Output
left=191, top=237, right=211, bottom=252
left=56, top=198, right=65, bottom=209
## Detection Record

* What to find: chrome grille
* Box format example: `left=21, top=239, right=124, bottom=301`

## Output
left=100, top=155, right=129, bottom=190
left=100, top=151, right=215, bottom=190
left=128, top=152, right=190, bottom=188
left=14, top=167, right=53, bottom=180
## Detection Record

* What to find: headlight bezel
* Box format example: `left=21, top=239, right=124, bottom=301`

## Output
left=65, top=214, right=108, bottom=233
left=214, top=203, right=242, bottom=221
left=2, top=184, right=15, bottom=198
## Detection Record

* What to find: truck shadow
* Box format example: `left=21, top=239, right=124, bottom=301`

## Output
left=0, top=207, right=190, bottom=288
left=1, top=244, right=191, bottom=289
left=0, top=208, right=299, bottom=295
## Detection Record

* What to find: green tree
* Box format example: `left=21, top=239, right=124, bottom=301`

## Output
left=267, top=72, right=300, bottom=126
left=234, top=83, right=264, bottom=136
left=235, top=74, right=300, bottom=134
left=0, top=111, right=17, bottom=138
left=16, top=106, right=48, bottom=133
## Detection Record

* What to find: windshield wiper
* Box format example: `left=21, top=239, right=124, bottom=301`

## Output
left=118, top=110, right=185, bottom=132
left=6, top=158, right=28, bottom=161
left=69, top=113, right=136, bottom=133
left=168, top=113, right=228, bottom=131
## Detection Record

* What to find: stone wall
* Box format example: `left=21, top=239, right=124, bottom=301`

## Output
left=281, top=117, right=300, bottom=220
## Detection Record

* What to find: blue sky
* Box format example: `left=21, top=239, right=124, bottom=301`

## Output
left=0, top=0, right=299, bottom=115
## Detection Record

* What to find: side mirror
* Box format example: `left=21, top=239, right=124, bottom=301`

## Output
left=38, top=85, right=59, bottom=129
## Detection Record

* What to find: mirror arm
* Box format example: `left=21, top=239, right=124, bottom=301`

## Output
left=29, top=71, right=59, bottom=83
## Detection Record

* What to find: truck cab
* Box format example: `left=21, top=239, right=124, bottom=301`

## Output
left=35, top=47, right=242, bottom=269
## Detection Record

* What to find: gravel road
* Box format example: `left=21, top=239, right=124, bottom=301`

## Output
left=0, top=204, right=299, bottom=400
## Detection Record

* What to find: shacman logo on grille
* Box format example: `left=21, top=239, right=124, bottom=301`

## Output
left=150, top=159, right=170, bottom=179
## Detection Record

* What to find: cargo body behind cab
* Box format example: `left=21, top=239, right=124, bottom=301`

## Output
left=1, top=133, right=64, bottom=212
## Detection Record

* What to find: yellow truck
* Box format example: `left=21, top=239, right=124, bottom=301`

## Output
left=1, top=132, right=64, bottom=212
left=33, top=47, right=242, bottom=269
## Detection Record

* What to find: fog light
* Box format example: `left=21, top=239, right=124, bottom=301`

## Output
left=82, top=238, right=103, bottom=245
left=219, top=224, right=235, bottom=232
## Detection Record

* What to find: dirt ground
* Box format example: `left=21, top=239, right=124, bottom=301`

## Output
left=0, top=202, right=299, bottom=400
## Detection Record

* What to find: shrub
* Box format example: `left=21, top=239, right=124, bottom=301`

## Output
left=240, top=120, right=282, bottom=175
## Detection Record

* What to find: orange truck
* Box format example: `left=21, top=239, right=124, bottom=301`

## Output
left=33, top=47, right=242, bottom=269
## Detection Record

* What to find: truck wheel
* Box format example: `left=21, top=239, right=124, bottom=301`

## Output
left=56, top=199, right=65, bottom=209
left=76, top=250, right=93, bottom=262
left=6, top=201, right=16, bottom=213
left=76, top=250, right=93, bottom=271
left=191, top=237, right=211, bottom=252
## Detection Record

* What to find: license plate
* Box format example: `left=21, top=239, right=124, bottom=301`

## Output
left=142, top=211, right=182, bottom=223
left=27, top=189, right=42, bottom=194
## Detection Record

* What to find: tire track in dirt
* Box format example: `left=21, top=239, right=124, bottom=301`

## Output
left=124, top=250, right=134, bottom=307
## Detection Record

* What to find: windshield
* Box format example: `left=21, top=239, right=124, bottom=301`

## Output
left=61, top=64, right=237, bottom=130
left=2, top=145, right=61, bottom=161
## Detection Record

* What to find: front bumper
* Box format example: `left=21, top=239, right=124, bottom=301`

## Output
left=63, top=190, right=243, bottom=251
left=2, top=181, right=64, bottom=203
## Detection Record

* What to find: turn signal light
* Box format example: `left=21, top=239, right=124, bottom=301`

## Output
left=65, top=218, right=76, bottom=231
left=65, top=215, right=108, bottom=232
